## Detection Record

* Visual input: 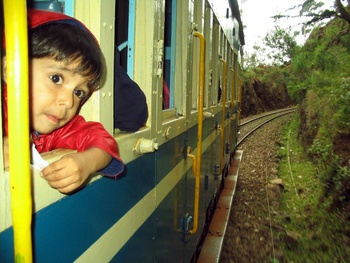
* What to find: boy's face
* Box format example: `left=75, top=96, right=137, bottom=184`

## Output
left=30, top=57, right=90, bottom=134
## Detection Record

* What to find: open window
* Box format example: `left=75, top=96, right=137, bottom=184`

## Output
left=114, top=0, right=148, bottom=132
left=115, top=0, right=132, bottom=73
left=162, top=0, right=183, bottom=120
left=211, top=17, right=220, bottom=106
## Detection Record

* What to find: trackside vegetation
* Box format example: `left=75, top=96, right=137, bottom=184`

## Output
left=287, top=16, right=350, bottom=215
left=243, top=2, right=350, bottom=217
left=276, top=115, right=350, bottom=262
left=241, top=1, right=350, bottom=260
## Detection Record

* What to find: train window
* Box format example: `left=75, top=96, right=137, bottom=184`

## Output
left=27, top=0, right=74, bottom=15
left=226, top=40, right=232, bottom=105
left=114, top=1, right=148, bottom=132
left=218, top=28, right=225, bottom=104
left=227, top=46, right=234, bottom=104
left=115, top=0, right=132, bottom=73
left=163, top=0, right=175, bottom=112
left=163, top=0, right=176, bottom=109
left=191, top=0, right=203, bottom=111
left=162, top=0, right=186, bottom=121
left=203, top=2, right=211, bottom=109
left=211, top=18, right=220, bottom=106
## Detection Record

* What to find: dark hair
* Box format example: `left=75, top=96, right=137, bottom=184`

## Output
left=30, top=23, right=103, bottom=91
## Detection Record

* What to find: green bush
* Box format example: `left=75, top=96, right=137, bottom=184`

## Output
left=289, top=17, right=350, bottom=212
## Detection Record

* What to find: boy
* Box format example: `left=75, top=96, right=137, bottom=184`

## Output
left=2, top=9, right=124, bottom=194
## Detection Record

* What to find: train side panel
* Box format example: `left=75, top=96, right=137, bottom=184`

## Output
left=0, top=0, right=244, bottom=261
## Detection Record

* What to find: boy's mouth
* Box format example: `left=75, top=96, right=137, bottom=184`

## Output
left=45, top=114, right=62, bottom=124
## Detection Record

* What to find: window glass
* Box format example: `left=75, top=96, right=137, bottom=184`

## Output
left=211, top=18, right=220, bottom=106
left=115, top=0, right=130, bottom=71
left=163, top=0, right=176, bottom=110
left=27, top=0, right=65, bottom=13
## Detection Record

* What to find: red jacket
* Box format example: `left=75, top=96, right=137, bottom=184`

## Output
left=32, top=115, right=124, bottom=177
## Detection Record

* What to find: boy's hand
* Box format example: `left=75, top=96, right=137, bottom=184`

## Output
left=40, top=148, right=112, bottom=194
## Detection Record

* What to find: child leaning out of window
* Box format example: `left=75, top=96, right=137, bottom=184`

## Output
left=2, top=9, right=124, bottom=194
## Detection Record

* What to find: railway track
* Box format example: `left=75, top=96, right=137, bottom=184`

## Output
left=197, top=107, right=297, bottom=262
left=237, top=107, right=297, bottom=146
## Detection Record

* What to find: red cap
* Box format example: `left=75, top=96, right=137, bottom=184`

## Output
left=2, top=9, right=99, bottom=50
left=27, top=9, right=98, bottom=44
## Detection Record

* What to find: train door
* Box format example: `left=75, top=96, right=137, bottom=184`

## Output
left=183, top=0, right=223, bottom=261
left=153, top=0, right=215, bottom=261
left=152, top=0, right=193, bottom=262
left=222, top=39, right=232, bottom=166
left=230, top=52, right=239, bottom=152
left=199, top=0, right=222, bottom=216
left=185, top=0, right=207, bottom=260
left=209, top=16, right=223, bottom=183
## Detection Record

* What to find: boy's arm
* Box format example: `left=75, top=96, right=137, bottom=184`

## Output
left=34, top=115, right=124, bottom=193
left=35, top=115, right=124, bottom=177
left=40, top=147, right=112, bottom=194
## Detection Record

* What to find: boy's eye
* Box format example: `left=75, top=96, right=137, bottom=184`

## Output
left=74, top=89, right=86, bottom=99
left=49, top=74, right=63, bottom=84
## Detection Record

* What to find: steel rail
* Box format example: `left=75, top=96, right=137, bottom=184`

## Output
left=239, top=107, right=297, bottom=127
left=237, top=108, right=296, bottom=146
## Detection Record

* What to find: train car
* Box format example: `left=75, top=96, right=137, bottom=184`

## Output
left=0, top=0, right=244, bottom=262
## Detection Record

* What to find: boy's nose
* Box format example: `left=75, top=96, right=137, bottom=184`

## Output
left=58, top=89, right=74, bottom=109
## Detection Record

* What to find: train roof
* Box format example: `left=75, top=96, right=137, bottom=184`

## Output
left=208, top=0, right=245, bottom=50
left=229, top=0, right=245, bottom=46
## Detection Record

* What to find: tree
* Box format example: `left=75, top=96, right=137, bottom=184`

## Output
left=300, top=0, right=350, bottom=25
left=335, top=0, right=350, bottom=23
left=243, top=44, right=267, bottom=69
left=263, top=26, right=298, bottom=65
left=273, top=1, right=350, bottom=27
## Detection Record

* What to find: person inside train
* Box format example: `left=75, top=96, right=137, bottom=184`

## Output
left=1, top=9, right=124, bottom=194
left=114, top=48, right=148, bottom=132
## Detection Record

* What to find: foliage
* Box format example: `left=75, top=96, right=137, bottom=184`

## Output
left=243, top=27, right=300, bottom=67
left=243, top=2, right=350, bottom=212
left=240, top=64, right=294, bottom=118
left=243, top=45, right=267, bottom=68
left=287, top=14, right=350, bottom=212
left=299, top=0, right=337, bottom=25
left=263, top=26, right=299, bottom=65
left=273, top=0, right=350, bottom=28
left=238, top=4, right=350, bottom=260
left=276, top=116, right=350, bottom=262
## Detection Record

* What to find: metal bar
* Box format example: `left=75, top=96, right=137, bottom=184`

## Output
left=3, top=0, right=32, bottom=261
left=229, top=68, right=235, bottom=150
left=189, top=31, right=205, bottom=235
left=219, top=59, right=227, bottom=170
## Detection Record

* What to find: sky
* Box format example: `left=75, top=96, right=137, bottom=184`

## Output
left=238, top=0, right=334, bottom=54
left=239, top=0, right=317, bottom=54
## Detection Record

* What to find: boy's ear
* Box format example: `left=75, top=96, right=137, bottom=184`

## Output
left=1, top=56, right=6, bottom=83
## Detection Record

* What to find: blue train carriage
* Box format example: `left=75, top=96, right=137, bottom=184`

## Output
left=0, top=0, right=244, bottom=262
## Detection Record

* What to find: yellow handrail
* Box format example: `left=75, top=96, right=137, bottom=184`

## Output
left=219, top=58, right=226, bottom=170
left=231, top=68, right=235, bottom=109
left=3, top=1, right=33, bottom=262
left=229, top=67, right=235, bottom=149
left=238, top=77, right=243, bottom=124
left=187, top=147, right=196, bottom=176
left=188, top=31, right=205, bottom=235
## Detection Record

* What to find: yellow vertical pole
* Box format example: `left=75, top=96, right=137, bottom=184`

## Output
left=3, top=0, right=32, bottom=262
left=219, top=59, right=226, bottom=170
left=238, top=77, right=243, bottom=124
left=231, top=68, right=235, bottom=110
left=229, top=68, right=235, bottom=148
left=189, top=31, right=205, bottom=235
